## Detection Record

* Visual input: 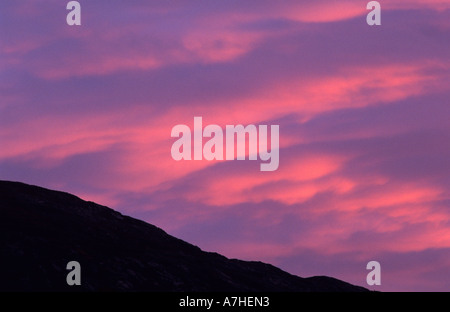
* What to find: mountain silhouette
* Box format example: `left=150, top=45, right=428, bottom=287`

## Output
left=0, top=180, right=368, bottom=292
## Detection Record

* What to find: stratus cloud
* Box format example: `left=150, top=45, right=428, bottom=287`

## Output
left=167, top=152, right=349, bottom=206
left=1, top=0, right=450, bottom=292
left=2, top=60, right=446, bottom=201
left=386, top=0, right=450, bottom=10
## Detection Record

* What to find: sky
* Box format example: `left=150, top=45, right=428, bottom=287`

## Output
left=1, top=0, right=450, bottom=291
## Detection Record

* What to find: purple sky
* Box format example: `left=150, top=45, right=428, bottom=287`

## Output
left=1, top=0, right=450, bottom=291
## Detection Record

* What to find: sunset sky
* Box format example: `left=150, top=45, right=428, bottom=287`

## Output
left=1, top=0, right=450, bottom=291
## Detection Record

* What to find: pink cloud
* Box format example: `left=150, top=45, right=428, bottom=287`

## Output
left=174, top=152, right=349, bottom=206
left=281, top=1, right=366, bottom=23
left=182, top=30, right=263, bottom=63
left=2, top=0, right=450, bottom=292
left=387, top=0, right=450, bottom=10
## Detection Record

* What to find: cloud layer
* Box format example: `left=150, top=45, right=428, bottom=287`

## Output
left=1, top=0, right=450, bottom=291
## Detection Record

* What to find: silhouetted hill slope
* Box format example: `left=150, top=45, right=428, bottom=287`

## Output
left=0, top=180, right=368, bottom=292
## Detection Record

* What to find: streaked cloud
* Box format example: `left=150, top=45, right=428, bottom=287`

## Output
left=1, top=0, right=449, bottom=291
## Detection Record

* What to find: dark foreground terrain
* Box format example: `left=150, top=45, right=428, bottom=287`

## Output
left=0, top=180, right=367, bottom=292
